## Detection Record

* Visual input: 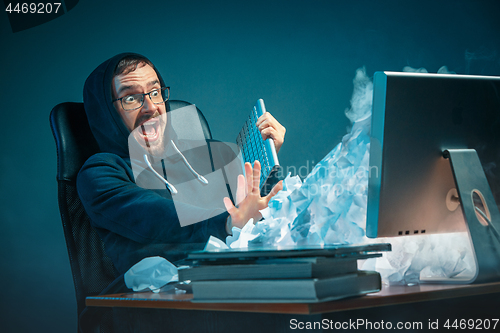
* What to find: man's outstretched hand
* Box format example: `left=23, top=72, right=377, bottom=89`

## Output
left=223, top=161, right=283, bottom=233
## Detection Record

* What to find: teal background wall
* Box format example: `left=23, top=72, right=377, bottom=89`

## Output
left=1, top=0, right=499, bottom=331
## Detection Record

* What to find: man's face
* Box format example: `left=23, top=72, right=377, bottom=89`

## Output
left=112, top=63, right=167, bottom=155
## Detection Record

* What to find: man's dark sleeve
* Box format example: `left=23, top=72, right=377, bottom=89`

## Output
left=77, top=153, right=229, bottom=245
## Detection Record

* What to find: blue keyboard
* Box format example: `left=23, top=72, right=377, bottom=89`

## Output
left=236, top=99, right=281, bottom=196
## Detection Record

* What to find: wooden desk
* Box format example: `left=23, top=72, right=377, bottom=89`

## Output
left=87, top=281, right=500, bottom=314
left=87, top=282, right=500, bottom=332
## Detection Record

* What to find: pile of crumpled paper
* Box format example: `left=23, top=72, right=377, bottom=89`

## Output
left=226, top=67, right=475, bottom=285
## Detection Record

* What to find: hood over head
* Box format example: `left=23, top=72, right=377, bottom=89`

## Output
left=83, top=52, right=169, bottom=159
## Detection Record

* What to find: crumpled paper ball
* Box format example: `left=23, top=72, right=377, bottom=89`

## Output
left=124, top=256, right=178, bottom=293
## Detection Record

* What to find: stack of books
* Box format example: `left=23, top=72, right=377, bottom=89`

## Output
left=178, top=243, right=391, bottom=303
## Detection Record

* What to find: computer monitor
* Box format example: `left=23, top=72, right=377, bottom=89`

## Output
left=366, top=72, right=500, bottom=283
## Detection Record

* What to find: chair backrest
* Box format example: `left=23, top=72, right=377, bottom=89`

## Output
left=168, top=100, right=212, bottom=139
left=50, top=100, right=211, bottom=321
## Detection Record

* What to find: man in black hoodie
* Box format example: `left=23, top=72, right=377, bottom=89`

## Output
left=77, top=53, right=285, bottom=275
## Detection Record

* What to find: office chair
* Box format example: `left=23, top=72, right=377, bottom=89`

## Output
left=50, top=100, right=211, bottom=333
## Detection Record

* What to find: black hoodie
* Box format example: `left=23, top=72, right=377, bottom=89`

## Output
left=77, top=53, right=229, bottom=275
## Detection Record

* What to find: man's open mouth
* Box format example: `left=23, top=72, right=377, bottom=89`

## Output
left=140, top=117, right=161, bottom=143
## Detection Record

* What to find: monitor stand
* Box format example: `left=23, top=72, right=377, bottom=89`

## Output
left=439, top=149, right=500, bottom=284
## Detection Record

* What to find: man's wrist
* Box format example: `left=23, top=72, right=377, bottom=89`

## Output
left=225, top=216, right=233, bottom=235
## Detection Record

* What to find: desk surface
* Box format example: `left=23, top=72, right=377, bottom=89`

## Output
left=87, top=281, right=500, bottom=315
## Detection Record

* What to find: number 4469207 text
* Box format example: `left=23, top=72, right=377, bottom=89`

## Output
left=5, top=3, right=62, bottom=14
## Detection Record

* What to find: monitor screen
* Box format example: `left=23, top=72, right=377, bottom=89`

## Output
left=366, top=72, right=500, bottom=238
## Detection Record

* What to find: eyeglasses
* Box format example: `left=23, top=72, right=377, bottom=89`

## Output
left=113, top=87, right=170, bottom=111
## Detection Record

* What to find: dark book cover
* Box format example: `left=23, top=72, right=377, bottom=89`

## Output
left=191, top=271, right=381, bottom=303
left=179, top=257, right=360, bottom=281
